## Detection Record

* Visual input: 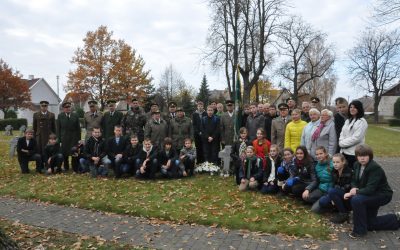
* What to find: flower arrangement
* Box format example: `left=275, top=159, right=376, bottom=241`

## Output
left=194, top=161, right=220, bottom=175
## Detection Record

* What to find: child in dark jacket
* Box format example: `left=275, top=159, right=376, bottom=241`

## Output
left=159, top=137, right=179, bottom=178
left=344, top=144, right=399, bottom=238
left=83, top=127, right=111, bottom=178
left=121, top=135, right=141, bottom=177
left=135, top=138, right=159, bottom=179
left=283, top=146, right=315, bottom=198
left=231, top=127, right=252, bottom=185
left=276, top=148, right=296, bottom=189
left=44, top=133, right=63, bottom=174
left=260, top=144, right=282, bottom=194
left=179, top=138, right=196, bottom=177
left=318, top=153, right=353, bottom=223
left=71, top=140, right=85, bottom=173
left=238, top=146, right=263, bottom=191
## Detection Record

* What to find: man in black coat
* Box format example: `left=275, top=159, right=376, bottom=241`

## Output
left=201, top=105, right=221, bottom=164
left=106, top=125, right=129, bottom=178
left=102, top=100, right=123, bottom=140
left=17, top=129, right=42, bottom=173
left=192, top=101, right=207, bottom=164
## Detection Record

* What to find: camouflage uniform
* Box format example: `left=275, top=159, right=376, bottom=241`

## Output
left=169, top=116, right=193, bottom=150
left=122, top=108, right=147, bottom=142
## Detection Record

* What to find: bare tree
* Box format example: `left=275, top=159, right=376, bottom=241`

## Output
left=348, top=29, right=400, bottom=123
left=277, top=16, right=335, bottom=103
left=157, top=64, right=187, bottom=106
left=374, top=0, right=400, bottom=25
left=205, top=0, right=286, bottom=104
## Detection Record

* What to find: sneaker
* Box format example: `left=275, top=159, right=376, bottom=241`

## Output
left=330, top=213, right=349, bottom=224
left=348, top=232, right=366, bottom=239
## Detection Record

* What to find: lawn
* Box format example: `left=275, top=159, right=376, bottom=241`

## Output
left=366, top=125, right=400, bottom=157
left=0, top=133, right=331, bottom=240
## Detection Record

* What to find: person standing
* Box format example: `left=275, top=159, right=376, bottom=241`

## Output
left=285, top=109, right=307, bottom=152
left=334, top=97, right=348, bottom=153
left=301, top=101, right=311, bottom=122
left=169, top=107, right=193, bottom=151
left=163, top=101, right=177, bottom=126
left=287, top=97, right=296, bottom=115
left=192, top=101, right=207, bottom=164
left=271, top=103, right=291, bottom=153
left=57, top=102, right=81, bottom=171
left=122, top=98, right=147, bottom=143
left=102, top=100, right=123, bottom=140
left=201, top=105, right=220, bottom=164
left=32, top=100, right=56, bottom=161
left=220, top=100, right=235, bottom=148
left=246, top=103, right=265, bottom=142
left=84, top=100, right=103, bottom=139
left=144, top=110, right=168, bottom=149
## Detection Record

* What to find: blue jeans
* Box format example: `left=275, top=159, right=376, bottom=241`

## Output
left=79, top=158, right=90, bottom=173
left=351, top=194, right=399, bottom=235
left=88, top=156, right=111, bottom=178
left=321, top=187, right=349, bottom=213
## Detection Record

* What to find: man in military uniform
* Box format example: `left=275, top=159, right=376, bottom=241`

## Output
left=286, top=96, right=296, bottom=115
left=32, top=100, right=56, bottom=158
left=169, top=107, right=192, bottom=150
left=310, top=96, right=321, bottom=109
left=145, top=102, right=160, bottom=121
left=102, top=100, right=123, bottom=140
left=144, top=109, right=168, bottom=149
left=122, top=98, right=147, bottom=143
left=84, top=100, right=103, bottom=139
left=220, top=100, right=235, bottom=148
left=163, top=101, right=177, bottom=126
left=57, top=102, right=81, bottom=171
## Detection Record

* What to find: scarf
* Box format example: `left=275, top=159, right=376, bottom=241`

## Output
left=246, top=156, right=257, bottom=178
left=239, top=139, right=247, bottom=160
left=312, top=122, right=325, bottom=141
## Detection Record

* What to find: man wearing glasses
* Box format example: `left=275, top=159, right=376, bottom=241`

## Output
left=33, top=100, right=56, bottom=162
left=271, top=103, right=291, bottom=153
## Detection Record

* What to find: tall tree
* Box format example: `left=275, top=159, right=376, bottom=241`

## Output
left=348, top=29, right=400, bottom=123
left=196, top=74, right=210, bottom=105
left=66, top=25, right=152, bottom=110
left=179, top=89, right=196, bottom=114
left=277, top=16, right=335, bottom=102
left=205, top=0, right=285, bottom=104
left=0, top=59, right=31, bottom=114
left=373, top=0, right=400, bottom=24
left=157, top=64, right=186, bottom=105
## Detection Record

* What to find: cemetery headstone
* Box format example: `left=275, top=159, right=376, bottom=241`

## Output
left=218, top=145, right=232, bottom=174
left=9, top=137, right=18, bottom=158
left=19, top=125, right=26, bottom=136
left=4, top=125, right=13, bottom=136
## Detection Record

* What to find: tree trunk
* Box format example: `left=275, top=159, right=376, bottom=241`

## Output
left=0, top=228, right=19, bottom=249
left=374, top=94, right=380, bottom=124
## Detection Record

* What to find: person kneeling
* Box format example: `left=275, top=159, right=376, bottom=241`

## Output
left=178, top=138, right=197, bottom=177
left=135, top=138, right=158, bottom=179
left=17, top=129, right=42, bottom=174
left=83, top=127, right=111, bottom=178
left=44, top=133, right=63, bottom=174
left=120, top=135, right=141, bottom=177
left=107, top=125, right=128, bottom=178
left=238, top=146, right=263, bottom=192
left=159, top=137, right=180, bottom=178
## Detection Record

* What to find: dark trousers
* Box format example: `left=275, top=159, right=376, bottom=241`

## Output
left=260, top=183, right=279, bottom=194
left=161, top=159, right=181, bottom=178
left=303, top=189, right=324, bottom=204
left=110, top=157, right=124, bottom=178
left=203, top=140, right=218, bottom=164
left=182, top=158, right=195, bottom=176
left=18, top=153, right=42, bottom=173
left=343, top=153, right=356, bottom=169
left=135, top=158, right=159, bottom=179
left=351, top=194, right=399, bottom=235
left=63, top=155, right=70, bottom=171
left=319, top=187, right=349, bottom=213
left=283, top=182, right=307, bottom=198
left=194, top=134, right=204, bottom=164
left=46, top=153, right=64, bottom=172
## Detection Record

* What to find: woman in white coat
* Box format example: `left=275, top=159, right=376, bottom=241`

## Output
left=339, top=100, right=368, bottom=169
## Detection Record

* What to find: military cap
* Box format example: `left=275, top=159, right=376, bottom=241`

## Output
left=62, top=102, right=72, bottom=108
left=278, top=103, right=289, bottom=110
left=168, top=101, right=177, bottom=107
left=152, top=109, right=161, bottom=115
left=225, top=100, right=234, bottom=106
left=39, top=100, right=49, bottom=105
left=88, top=100, right=98, bottom=106
left=311, top=97, right=320, bottom=103
left=176, top=107, right=184, bottom=112
left=131, top=98, right=138, bottom=102
left=150, top=102, right=159, bottom=107
left=286, top=96, right=294, bottom=102
left=106, top=100, right=117, bottom=105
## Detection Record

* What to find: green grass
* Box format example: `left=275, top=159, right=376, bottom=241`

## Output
left=0, top=133, right=331, bottom=240
left=366, top=125, right=400, bottom=157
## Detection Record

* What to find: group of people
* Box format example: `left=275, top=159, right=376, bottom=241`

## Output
left=15, top=96, right=400, bottom=238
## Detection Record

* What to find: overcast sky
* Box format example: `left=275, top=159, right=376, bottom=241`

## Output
left=0, top=0, right=377, bottom=102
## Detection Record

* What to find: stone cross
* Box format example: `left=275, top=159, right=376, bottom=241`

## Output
left=19, top=125, right=27, bottom=136
left=218, top=145, right=232, bottom=173
left=9, top=137, right=18, bottom=158
left=4, top=125, right=13, bottom=136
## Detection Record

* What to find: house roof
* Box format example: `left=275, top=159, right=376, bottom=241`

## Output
left=22, top=77, right=61, bottom=103
left=382, top=82, right=400, bottom=96
left=63, top=92, right=91, bottom=105
left=356, top=95, right=375, bottom=112
left=23, top=78, right=40, bottom=88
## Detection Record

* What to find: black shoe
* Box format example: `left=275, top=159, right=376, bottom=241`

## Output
left=330, top=213, right=349, bottom=224
left=349, top=232, right=366, bottom=239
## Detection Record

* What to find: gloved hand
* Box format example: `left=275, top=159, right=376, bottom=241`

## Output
left=286, top=177, right=299, bottom=187
left=277, top=166, right=286, bottom=175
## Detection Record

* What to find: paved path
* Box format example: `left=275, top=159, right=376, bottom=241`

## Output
left=0, top=158, right=400, bottom=249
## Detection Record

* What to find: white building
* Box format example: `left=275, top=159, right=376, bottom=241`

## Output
left=378, top=83, right=400, bottom=119
left=18, top=76, right=61, bottom=125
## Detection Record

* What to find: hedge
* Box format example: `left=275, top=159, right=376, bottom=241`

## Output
left=0, top=118, right=28, bottom=131
left=388, top=118, right=400, bottom=127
